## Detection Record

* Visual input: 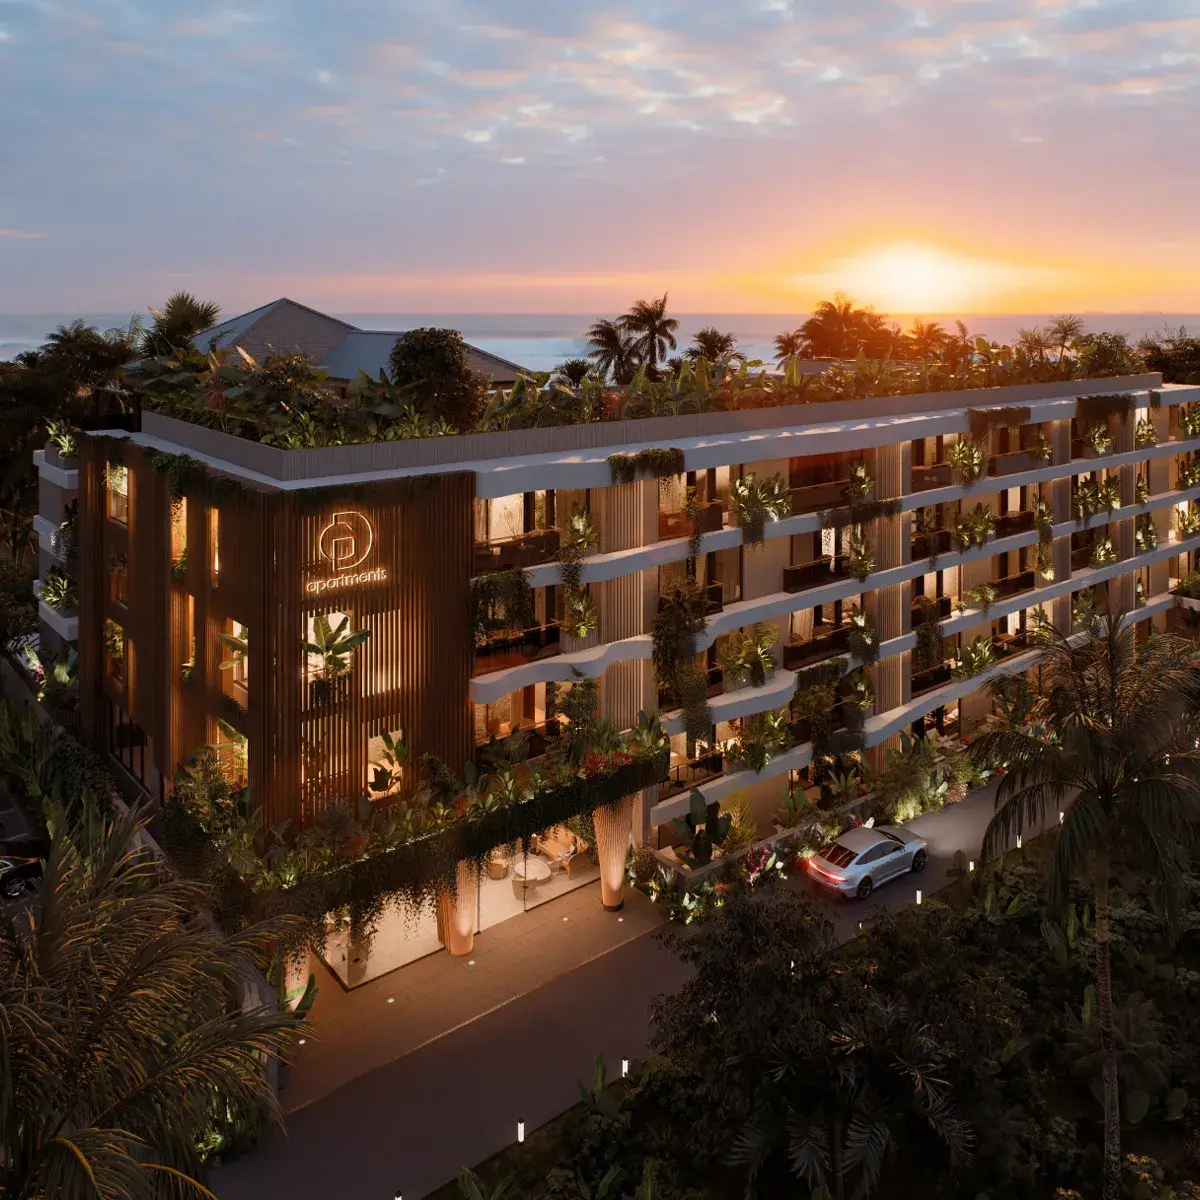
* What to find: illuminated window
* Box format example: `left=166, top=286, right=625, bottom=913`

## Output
left=104, top=618, right=126, bottom=686
left=170, top=498, right=188, bottom=579
left=219, top=619, right=248, bottom=694
left=209, top=508, right=220, bottom=580
left=106, top=464, right=129, bottom=524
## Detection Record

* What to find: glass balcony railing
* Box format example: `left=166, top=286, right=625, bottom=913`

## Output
left=989, top=450, right=1040, bottom=478
left=994, top=569, right=1036, bottom=601
left=912, top=529, right=953, bottom=559
left=994, top=511, right=1036, bottom=538
left=911, top=593, right=952, bottom=622
left=782, top=625, right=851, bottom=670
left=474, top=529, right=560, bottom=574
left=658, top=581, right=723, bottom=615
left=911, top=463, right=952, bottom=491
left=658, top=499, right=724, bottom=541
left=472, top=622, right=561, bottom=675
left=790, top=480, right=848, bottom=516
left=911, top=662, right=953, bottom=696
left=784, top=553, right=852, bottom=594
left=657, top=750, right=724, bottom=802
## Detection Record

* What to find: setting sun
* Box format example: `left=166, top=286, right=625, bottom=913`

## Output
left=793, top=242, right=1068, bottom=314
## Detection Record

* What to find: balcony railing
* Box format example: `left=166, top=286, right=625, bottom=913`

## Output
left=989, top=450, right=1038, bottom=478
left=784, top=553, right=852, bottom=594
left=992, top=629, right=1030, bottom=658
left=473, top=622, right=561, bottom=675
left=657, top=750, right=724, bottom=802
left=782, top=625, right=851, bottom=670
left=911, top=463, right=952, bottom=491
left=474, top=528, right=560, bottom=575
left=658, top=499, right=724, bottom=541
left=994, top=511, right=1036, bottom=538
left=790, top=480, right=847, bottom=516
left=1070, top=544, right=1095, bottom=571
left=474, top=717, right=562, bottom=766
left=911, top=593, right=952, bottom=622
left=994, top=569, right=1036, bottom=601
left=912, top=529, right=953, bottom=560
left=911, top=662, right=953, bottom=696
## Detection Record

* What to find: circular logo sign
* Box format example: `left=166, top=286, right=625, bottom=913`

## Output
left=318, top=511, right=374, bottom=572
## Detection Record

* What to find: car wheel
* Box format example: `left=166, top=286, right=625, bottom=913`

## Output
left=911, top=849, right=927, bottom=873
left=857, top=877, right=873, bottom=900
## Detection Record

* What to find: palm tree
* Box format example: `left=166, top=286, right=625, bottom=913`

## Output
left=1016, top=325, right=1053, bottom=363
left=553, top=357, right=592, bottom=386
left=686, top=327, right=739, bottom=365
left=800, top=293, right=896, bottom=360
left=968, top=610, right=1200, bottom=1200
left=0, top=802, right=305, bottom=1199
left=619, top=293, right=679, bottom=374
left=773, top=328, right=806, bottom=364
left=1048, top=314, right=1087, bottom=364
left=906, top=319, right=950, bottom=362
left=585, top=318, right=637, bottom=385
left=141, top=291, right=222, bottom=356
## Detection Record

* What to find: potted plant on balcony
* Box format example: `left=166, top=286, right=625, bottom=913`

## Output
left=44, top=417, right=79, bottom=466
left=1135, top=416, right=1158, bottom=448
left=951, top=636, right=995, bottom=679
left=954, top=503, right=996, bottom=551
left=1134, top=514, right=1158, bottom=553
left=845, top=604, right=878, bottom=665
left=1026, top=429, right=1053, bottom=463
left=1083, top=420, right=1114, bottom=457
left=39, top=568, right=76, bottom=614
left=717, top=622, right=777, bottom=689
left=1182, top=405, right=1200, bottom=437
left=847, top=527, right=874, bottom=581
left=1089, top=537, right=1117, bottom=567
left=1179, top=458, right=1200, bottom=490
left=844, top=462, right=874, bottom=504
left=730, top=471, right=790, bottom=547
left=669, top=788, right=730, bottom=868
left=946, top=436, right=985, bottom=487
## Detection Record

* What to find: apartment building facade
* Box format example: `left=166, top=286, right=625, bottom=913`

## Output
left=34, top=370, right=1200, bottom=984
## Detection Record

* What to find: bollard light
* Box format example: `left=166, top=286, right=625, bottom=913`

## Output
left=1016, top=834, right=1023, bottom=849
left=517, top=1120, right=525, bottom=1143
left=969, top=861, right=975, bottom=872
left=916, top=889, right=923, bottom=905
left=622, top=1059, right=629, bottom=1078
left=1059, top=811, right=1065, bottom=824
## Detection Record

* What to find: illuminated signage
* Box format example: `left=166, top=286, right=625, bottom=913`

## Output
left=307, top=511, right=388, bottom=594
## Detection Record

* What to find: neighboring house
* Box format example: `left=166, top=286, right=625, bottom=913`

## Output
left=193, top=297, right=528, bottom=388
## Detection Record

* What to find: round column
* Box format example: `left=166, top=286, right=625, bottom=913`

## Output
left=436, top=860, right=479, bottom=956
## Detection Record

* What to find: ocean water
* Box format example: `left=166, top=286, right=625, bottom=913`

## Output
left=3, top=311, right=1198, bottom=372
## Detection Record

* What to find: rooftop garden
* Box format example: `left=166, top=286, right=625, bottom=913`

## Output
left=105, top=297, right=1152, bottom=450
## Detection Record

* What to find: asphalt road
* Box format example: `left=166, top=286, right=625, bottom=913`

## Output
left=212, top=782, right=1014, bottom=1200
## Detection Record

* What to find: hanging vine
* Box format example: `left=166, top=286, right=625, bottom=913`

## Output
left=556, top=504, right=598, bottom=638
left=607, top=447, right=686, bottom=485
left=730, top=472, right=791, bottom=547
left=652, top=580, right=714, bottom=745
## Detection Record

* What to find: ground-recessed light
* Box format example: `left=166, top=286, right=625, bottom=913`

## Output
left=387, top=996, right=395, bottom=1004
left=467, top=959, right=475, bottom=965
left=618, top=917, right=624, bottom=922
left=298, top=1038, right=307, bottom=1045
left=562, top=916, right=569, bottom=922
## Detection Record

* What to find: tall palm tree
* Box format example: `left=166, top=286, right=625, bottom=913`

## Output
left=619, top=293, right=679, bottom=373
left=141, top=291, right=222, bottom=356
left=0, top=802, right=306, bottom=1199
left=800, top=293, right=896, bottom=360
left=968, top=610, right=1200, bottom=1200
left=773, top=328, right=806, bottom=364
left=585, top=317, right=637, bottom=385
left=906, top=319, right=950, bottom=362
left=1048, top=314, right=1087, bottom=365
left=686, top=327, right=739, bottom=365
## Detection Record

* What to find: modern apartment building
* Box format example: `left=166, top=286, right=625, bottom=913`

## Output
left=33, top=369, right=1200, bottom=985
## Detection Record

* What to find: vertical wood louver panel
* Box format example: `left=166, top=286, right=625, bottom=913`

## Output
left=77, top=441, right=107, bottom=750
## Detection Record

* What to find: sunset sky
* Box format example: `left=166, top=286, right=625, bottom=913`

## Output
left=2, top=0, right=1198, bottom=315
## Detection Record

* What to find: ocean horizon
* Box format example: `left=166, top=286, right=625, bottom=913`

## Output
left=3, top=310, right=1197, bottom=374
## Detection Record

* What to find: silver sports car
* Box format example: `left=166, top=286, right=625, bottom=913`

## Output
left=805, top=824, right=928, bottom=899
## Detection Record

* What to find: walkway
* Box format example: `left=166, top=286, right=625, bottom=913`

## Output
left=213, top=783, right=1016, bottom=1200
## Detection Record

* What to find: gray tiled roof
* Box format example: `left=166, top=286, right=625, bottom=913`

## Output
left=192, top=300, right=528, bottom=385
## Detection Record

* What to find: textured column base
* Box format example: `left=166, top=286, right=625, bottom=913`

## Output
left=436, top=860, right=479, bottom=956
left=593, top=794, right=634, bottom=909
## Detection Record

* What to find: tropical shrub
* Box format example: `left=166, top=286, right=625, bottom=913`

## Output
left=955, top=502, right=996, bottom=550
left=953, top=636, right=995, bottom=679
left=845, top=604, right=878, bottom=664
left=717, top=623, right=777, bottom=689
left=1084, top=420, right=1114, bottom=456
left=946, top=436, right=985, bottom=485
left=469, top=568, right=536, bottom=645
left=1135, top=416, right=1158, bottom=448
left=1090, top=537, right=1117, bottom=566
left=723, top=708, right=791, bottom=774
left=848, top=526, right=874, bottom=580
left=388, top=326, right=489, bottom=427
left=39, top=568, right=76, bottom=613
left=730, top=472, right=790, bottom=547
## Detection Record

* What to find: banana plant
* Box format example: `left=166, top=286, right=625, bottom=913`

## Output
left=305, top=613, right=370, bottom=680
left=218, top=626, right=248, bottom=671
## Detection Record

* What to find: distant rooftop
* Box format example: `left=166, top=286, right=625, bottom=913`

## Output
left=195, top=298, right=529, bottom=385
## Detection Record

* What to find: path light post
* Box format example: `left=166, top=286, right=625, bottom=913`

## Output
left=517, top=1120, right=525, bottom=1143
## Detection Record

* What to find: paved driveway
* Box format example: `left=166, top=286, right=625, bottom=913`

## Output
left=213, top=782, right=1015, bottom=1200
